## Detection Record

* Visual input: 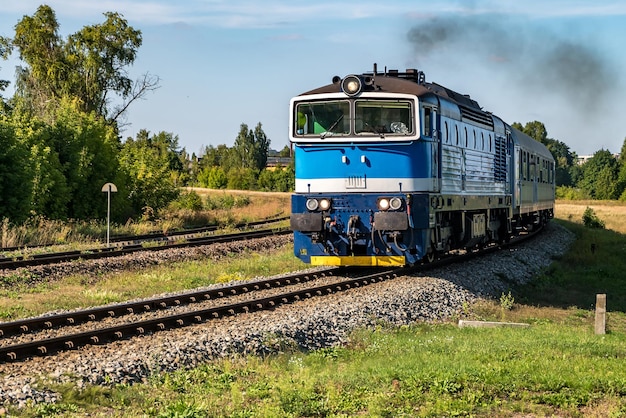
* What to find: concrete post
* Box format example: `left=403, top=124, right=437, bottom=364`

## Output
left=595, top=294, right=606, bottom=335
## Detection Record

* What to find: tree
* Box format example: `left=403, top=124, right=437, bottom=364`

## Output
left=617, top=138, right=626, bottom=200
left=252, top=122, right=270, bottom=170
left=12, top=5, right=64, bottom=118
left=578, top=149, right=619, bottom=200
left=47, top=98, right=122, bottom=219
left=119, top=130, right=180, bottom=216
left=12, top=5, right=159, bottom=124
left=515, top=120, right=548, bottom=145
left=232, top=122, right=270, bottom=171
left=0, top=36, right=11, bottom=103
left=0, top=119, right=32, bottom=221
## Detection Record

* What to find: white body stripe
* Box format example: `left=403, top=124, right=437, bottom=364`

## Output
left=295, top=177, right=438, bottom=193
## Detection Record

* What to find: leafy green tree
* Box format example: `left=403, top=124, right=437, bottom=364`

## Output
left=514, top=120, right=547, bottom=145
left=278, top=145, right=292, bottom=158
left=226, top=167, right=257, bottom=190
left=119, top=130, right=180, bottom=215
left=257, top=165, right=295, bottom=192
left=48, top=98, right=122, bottom=219
left=274, top=164, right=295, bottom=192
left=0, top=119, right=32, bottom=221
left=617, top=138, right=626, bottom=200
left=0, top=36, right=11, bottom=106
left=232, top=122, right=270, bottom=171
left=12, top=5, right=64, bottom=117
left=252, top=122, right=270, bottom=170
left=7, top=109, right=70, bottom=219
left=578, top=149, right=619, bottom=200
left=207, top=166, right=228, bottom=189
left=12, top=5, right=158, bottom=123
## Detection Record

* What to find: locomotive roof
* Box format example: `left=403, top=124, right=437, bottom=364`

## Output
left=298, top=68, right=484, bottom=112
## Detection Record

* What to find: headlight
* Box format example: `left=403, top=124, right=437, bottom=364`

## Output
left=389, top=197, right=403, bottom=210
left=306, top=198, right=319, bottom=211
left=305, top=198, right=331, bottom=211
left=341, top=75, right=362, bottom=96
left=378, top=198, right=390, bottom=211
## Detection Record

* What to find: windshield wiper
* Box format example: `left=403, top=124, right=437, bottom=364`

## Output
left=320, top=115, right=344, bottom=139
left=363, top=121, right=385, bottom=138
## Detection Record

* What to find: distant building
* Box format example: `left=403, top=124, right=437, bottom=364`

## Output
left=265, top=156, right=293, bottom=170
left=576, top=153, right=620, bottom=165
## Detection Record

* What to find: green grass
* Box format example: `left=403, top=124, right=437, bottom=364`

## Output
left=23, top=323, right=626, bottom=417
left=519, top=219, right=626, bottom=318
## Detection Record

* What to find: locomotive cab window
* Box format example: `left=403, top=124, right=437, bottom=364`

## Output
left=294, top=100, right=350, bottom=137
left=355, top=100, right=413, bottom=136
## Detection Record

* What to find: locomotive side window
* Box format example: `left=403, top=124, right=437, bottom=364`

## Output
left=444, top=121, right=449, bottom=143
left=355, top=100, right=413, bottom=136
left=423, top=107, right=431, bottom=137
left=295, top=100, right=350, bottom=137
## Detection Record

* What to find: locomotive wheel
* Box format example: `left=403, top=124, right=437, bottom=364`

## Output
left=425, top=249, right=435, bottom=263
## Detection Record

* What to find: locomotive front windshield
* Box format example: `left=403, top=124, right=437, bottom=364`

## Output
left=294, top=99, right=414, bottom=139
left=355, top=100, right=412, bottom=135
left=295, top=100, right=350, bottom=137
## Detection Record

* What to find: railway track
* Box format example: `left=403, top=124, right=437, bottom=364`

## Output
left=0, top=225, right=543, bottom=363
left=0, top=216, right=289, bottom=254
left=0, top=267, right=403, bottom=362
left=0, top=222, right=289, bottom=270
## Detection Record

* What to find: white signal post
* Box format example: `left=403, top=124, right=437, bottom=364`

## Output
left=101, top=183, right=118, bottom=247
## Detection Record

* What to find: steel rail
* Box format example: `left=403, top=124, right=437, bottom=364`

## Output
left=0, top=216, right=289, bottom=252
left=0, top=267, right=401, bottom=362
left=0, top=268, right=341, bottom=339
left=0, top=227, right=290, bottom=270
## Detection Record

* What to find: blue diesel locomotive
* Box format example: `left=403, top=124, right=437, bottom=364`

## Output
left=289, top=65, right=555, bottom=266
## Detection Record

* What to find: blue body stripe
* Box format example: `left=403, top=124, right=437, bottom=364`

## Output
left=294, top=142, right=432, bottom=181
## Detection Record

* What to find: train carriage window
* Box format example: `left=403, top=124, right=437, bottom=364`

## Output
left=295, top=100, right=350, bottom=136
left=455, top=125, right=459, bottom=145
left=444, top=121, right=449, bottom=143
left=464, top=127, right=468, bottom=147
left=355, top=100, right=413, bottom=136
left=489, top=134, right=492, bottom=152
left=473, top=130, right=477, bottom=148
left=481, top=132, right=485, bottom=150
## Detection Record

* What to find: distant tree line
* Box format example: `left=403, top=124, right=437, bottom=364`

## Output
left=0, top=5, right=293, bottom=224
left=512, top=121, right=626, bottom=200
left=0, top=5, right=623, bottom=226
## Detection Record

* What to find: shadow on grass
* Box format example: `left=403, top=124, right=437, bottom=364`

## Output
left=516, top=219, right=626, bottom=313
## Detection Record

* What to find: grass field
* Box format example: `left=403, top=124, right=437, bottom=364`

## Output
left=8, top=198, right=626, bottom=417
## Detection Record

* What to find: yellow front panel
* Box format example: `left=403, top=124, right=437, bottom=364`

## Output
left=310, top=255, right=406, bottom=266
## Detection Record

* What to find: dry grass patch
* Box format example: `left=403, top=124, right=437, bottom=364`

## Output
left=556, top=200, right=626, bottom=234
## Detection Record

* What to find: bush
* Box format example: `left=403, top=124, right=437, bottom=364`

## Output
left=582, top=207, right=605, bottom=229
left=169, top=191, right=204, bottom=211
left=556, top=186, right=589, bottom=200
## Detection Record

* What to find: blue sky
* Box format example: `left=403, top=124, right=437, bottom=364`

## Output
left=1, top=1, right=625, bottom=157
